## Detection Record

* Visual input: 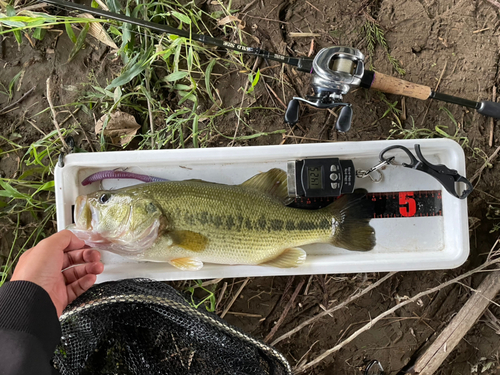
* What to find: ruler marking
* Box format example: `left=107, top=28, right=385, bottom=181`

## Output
left=290, top=190, right=443, bottom=218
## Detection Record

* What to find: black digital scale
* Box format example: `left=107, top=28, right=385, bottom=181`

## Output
left=286, top=158, right=355, bottom=198
left=286, top=157, right=443, bottom=218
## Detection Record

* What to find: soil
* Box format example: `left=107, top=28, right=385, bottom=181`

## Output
left=2, top=0, right=500, bottom=374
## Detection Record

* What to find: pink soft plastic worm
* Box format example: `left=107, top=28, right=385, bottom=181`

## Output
left=81, top=170, right=168, bottom=186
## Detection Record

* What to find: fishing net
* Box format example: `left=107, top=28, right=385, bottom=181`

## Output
left=52, top=278, right=291, bottom=375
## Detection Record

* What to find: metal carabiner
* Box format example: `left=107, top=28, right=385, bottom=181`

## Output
left=356, top=157, right=395, bottom=182
left=379, top=144, right=473, bottom=199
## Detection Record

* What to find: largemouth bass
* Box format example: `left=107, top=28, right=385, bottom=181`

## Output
left=69, top=169, right=375, bottom=270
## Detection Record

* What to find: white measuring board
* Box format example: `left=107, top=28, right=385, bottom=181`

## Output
left=54, top=138, right=469, bottom=282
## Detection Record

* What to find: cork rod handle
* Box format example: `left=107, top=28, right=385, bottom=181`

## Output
left=370, top=72, right=431, bottom=100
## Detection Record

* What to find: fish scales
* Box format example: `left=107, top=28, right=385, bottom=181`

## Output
left=70, top=168, right=376, bottom=269
left=133, top=181, right=333, bottom=264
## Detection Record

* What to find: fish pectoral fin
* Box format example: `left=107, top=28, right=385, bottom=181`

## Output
left=240, top=168, right=293, bottom=205
left=169, top=257, right=204, bottom=270
left=260, top=248, right=306, bottom=268
left=171, top=230, right=208, bottom=252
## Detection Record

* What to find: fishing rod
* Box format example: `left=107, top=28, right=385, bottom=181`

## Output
left=42, top=0, right=500, bottom=132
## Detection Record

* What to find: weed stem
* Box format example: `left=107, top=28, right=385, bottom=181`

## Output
left=46, top=77, right=69, bottom=151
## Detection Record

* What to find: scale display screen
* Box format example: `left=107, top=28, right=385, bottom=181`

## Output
left=287, top=158, right=355, bottom=198
left=307, top=166, right=322, bottom=189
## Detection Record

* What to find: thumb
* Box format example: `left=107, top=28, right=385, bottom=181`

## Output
left=38, top=230, right=86, bottom=256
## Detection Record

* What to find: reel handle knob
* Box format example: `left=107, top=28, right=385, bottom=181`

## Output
left=285, top=99, right=300, bottom=124
left=336, top=105, right=353, bottom=132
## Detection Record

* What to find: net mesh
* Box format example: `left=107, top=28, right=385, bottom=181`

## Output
left=52, top=279, right=291, bottom=375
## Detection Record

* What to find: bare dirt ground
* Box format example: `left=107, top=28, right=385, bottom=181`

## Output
left=2, top=0, right=500, bottom=374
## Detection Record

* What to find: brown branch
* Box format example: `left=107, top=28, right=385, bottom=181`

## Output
left=46, top=78, right=68, bottom=150
left=26, top=120, right=47, bottom=136
left=144, top=69, right=155, bottom=149
left=409, top=267, right=500, bottom=374
left=220, top=278, right=250, bottom=319
left=272, top=272, right=396, bottom=346
left=484, top=0, right=500, bottom=9
left=293, top=248, right=500, bottom=374
left=215, top=281, right=228, bottom=312
left=264, top=279, right=305, bottom=343
left=489, top=85, right=496, bottom=147
left=0, top=86, right=35, bottom=115
left=471, top=144, right=500, bottom=183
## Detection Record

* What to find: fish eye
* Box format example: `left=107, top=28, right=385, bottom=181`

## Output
left=98, top=193, right=111, bottom=204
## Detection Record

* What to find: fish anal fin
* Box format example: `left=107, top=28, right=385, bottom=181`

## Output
left=171, top=230, right=208, bottom=252
left=261, top=247, right=306, bottom=268
left=240, top=168, right=292, bottom=204
left=170, top=257, right=203, bottom=270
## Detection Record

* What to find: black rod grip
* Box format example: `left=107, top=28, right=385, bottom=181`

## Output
left=430, top=91, right=479, bottom=109
left=477, top=101, right=500, bottom=119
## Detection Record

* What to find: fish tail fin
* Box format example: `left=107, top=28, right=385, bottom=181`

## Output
left=325, top=192, right=376, bottom=251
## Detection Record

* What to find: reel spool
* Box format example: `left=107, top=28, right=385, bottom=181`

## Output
left=36, top=0, right=500, bottom=133
left=285, top=47, right=365, bottom=132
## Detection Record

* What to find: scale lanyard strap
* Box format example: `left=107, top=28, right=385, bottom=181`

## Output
left=379, top=144, right=473, bottom=199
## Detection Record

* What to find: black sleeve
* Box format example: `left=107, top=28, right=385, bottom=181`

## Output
left=0, top=281, right=61, bottom=375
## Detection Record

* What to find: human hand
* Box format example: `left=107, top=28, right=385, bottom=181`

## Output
left=12, top=230, right=104, bottom=317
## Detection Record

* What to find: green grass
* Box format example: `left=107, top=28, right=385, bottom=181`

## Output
left=487, top=203, right=500, bottom=233
left=0, top=70, right=23, bottom=101
left=186, top=280, right=217, bottom=312
left=0, top=9, right=104, bottom=42
left=369, top=92, right=402, bottom=126
left=363, top=20, right=405, bottom=75
left=103, top=0, right=275, bottom=149
left=388, top=107, right=464, bottom=141
left=388, top=107, right=490, bottom=166
left=0, top=0, right=288, bottom=280
left=1, top=0, right=279, bottom=151
left=0, top=129, right=71, bottom=286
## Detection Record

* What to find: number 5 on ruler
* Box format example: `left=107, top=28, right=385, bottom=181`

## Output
left=399, top=192, right=417, bottom=217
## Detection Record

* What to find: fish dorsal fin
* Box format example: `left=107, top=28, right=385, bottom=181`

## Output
left=240, top=168, right=292, bottom=204
left=184, top=179, right=217, bottom=185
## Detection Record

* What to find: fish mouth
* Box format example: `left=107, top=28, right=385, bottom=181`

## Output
left=69, top=193, right=160, bottom=256
left=69, top=203, right=160, bottom=256
left=74, top=195, right=91, bottom=230
left=68, top=219, right=160, bottom=256
left=66, top=224, right=107, bottom=244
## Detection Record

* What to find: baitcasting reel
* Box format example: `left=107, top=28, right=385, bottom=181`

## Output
left=41, top=0, right=500, bottom=134
left=285, top=45, right=500, bottom=133
left=285, top=47, right=365, bottom=132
